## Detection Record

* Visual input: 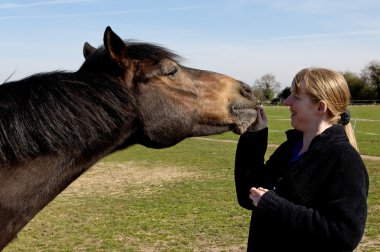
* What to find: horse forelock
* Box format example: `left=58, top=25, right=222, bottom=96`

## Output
left=0, top=72, right=137, bottom=165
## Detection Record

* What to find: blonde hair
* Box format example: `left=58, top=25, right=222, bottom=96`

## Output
left=291, top=67, right=358, bottom=150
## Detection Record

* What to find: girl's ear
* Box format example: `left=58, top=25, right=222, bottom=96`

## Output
left=317, top=100, right=328, bottom=114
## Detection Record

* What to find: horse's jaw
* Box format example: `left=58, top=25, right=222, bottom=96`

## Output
left=192, top=125, right=231, bottom=137
left=135, top=124, right=230, bottom=149
left=190, top=116, right=256, bottom=137
left=230, top=107, right=258, bottom=134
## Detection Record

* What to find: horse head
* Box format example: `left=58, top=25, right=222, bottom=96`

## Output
left=79, top=27, right=257, bottom=148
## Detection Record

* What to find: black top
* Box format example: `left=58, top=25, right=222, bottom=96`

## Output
left=235, top=125, right=369, bottom=252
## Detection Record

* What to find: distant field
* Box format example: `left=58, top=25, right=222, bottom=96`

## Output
left=208, top=105, right=380, bottom=156
left=5, top=105, right=380, bottom=251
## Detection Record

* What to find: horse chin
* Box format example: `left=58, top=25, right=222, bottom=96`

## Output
left=231, top=108, right=258, bottom=135
left=192, top=108, right=257, bottom=136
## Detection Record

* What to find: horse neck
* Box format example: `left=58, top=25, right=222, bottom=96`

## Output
left=0, top=72, right=140, bottom=249
left=0, top=153, right=73, bottom=248
left=0, top=141, right=125, bottom=249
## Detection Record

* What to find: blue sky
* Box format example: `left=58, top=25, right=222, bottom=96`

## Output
left=1, top=0, right=379, bottom=88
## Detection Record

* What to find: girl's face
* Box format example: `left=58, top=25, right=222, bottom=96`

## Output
left=284, top=82, right=320, bottom=133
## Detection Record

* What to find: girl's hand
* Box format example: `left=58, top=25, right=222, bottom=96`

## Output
left=249, top=187, right=269, bottom=207
left=247, top=106, right=268, bottom=132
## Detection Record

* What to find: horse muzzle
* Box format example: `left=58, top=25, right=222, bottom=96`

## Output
left=230, top=82, right=258, bottom=134
left=230, top=105, right=258, bottom=134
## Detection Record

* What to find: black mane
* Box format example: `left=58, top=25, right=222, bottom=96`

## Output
left=80, top=41, right=183, bottom=73
left=122, top=41, right=184, bottom=62
left=123, top=41, right=184, bottom=84
left=0, top=72, right=136, bottom=164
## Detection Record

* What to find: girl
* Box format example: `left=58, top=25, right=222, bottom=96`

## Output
left=235, top=68, right=369, bottom=252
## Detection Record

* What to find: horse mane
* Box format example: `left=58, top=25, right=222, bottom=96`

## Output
left=0, top=72, right=136, bottom=165
left=2, top=69, right=17, bottom=84
left=82, top=40, right=184, bottom=68
left=122, top=40, right=184, bottom=63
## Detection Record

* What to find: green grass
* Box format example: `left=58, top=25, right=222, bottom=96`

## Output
left=365, top=161, right=380, bottom=238
left=6, top=140, right=253, bottom=251
left=5, top=106, right=380, bottom=251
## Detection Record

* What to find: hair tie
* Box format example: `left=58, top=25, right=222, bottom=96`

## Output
left=338, top=111, right=350, bottom=125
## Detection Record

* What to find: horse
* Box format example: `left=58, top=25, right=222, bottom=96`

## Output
left=0, top=26, right=257, bottom=249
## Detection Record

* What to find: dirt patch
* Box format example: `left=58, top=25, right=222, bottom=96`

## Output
left=61, top=161, right=199, bottom=198
left=356, top=234, right=380, bottom=251
left=361, top=155, right=380, bottom=162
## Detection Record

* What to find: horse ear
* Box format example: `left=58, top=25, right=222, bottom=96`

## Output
left=104, top=26, right=127, bottom=62
left=83, top=42, right=96, bottom=59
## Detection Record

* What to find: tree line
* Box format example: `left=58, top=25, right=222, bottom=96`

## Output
left=252, top=60, right=380, bottom=104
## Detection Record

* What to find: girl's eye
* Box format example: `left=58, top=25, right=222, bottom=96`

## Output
left=292, top=92, right=301, bottom=100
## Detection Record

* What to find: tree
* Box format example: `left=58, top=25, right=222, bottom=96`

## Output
left=251, top=85, right=264, bottom=102
left=342, top=71, right=375, bottom=101
left=361, top=60, right=380, bottom=99
left=254, top=73, right=281, bottom=102
left=276, top=86, right=291, bottom=101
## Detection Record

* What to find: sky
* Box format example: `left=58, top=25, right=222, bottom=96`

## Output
left=0, top=0, right=379, bottom=88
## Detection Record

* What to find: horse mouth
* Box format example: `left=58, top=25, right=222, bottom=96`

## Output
left=230, top=103, right=258, bottom=134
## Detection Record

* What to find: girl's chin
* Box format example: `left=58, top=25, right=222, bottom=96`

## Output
left=290, top=120, right=297, bottom=129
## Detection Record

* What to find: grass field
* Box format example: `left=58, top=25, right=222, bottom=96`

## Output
left=5, top=105, right=380, bottom=251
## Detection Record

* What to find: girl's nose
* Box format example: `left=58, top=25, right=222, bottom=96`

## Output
left=284, top=95, right=292, bottom=106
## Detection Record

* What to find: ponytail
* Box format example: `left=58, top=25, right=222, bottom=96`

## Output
left=338, top=110, right=358, bottom=151
left=343, top=123, right=358, bottom=151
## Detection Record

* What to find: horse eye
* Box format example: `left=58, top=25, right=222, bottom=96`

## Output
left=166, top=67, right=178, bottom=79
